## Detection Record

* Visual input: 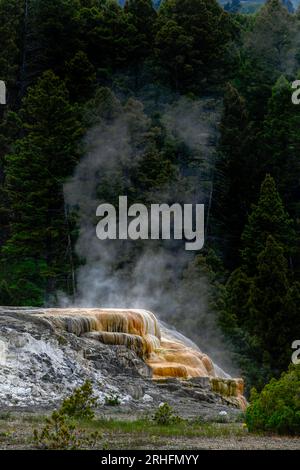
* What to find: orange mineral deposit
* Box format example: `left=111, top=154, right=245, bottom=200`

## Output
left=32, top=308, right=246, bottom=409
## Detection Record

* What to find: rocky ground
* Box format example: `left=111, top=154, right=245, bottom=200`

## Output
left=0, top=411, right=299, bottom=450
left=0, top=308, right=299, bottom=450
left=0, top=307, right=242, bottom=418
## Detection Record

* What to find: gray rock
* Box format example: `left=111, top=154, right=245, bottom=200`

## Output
left=0, top=307, right=243, bottom=422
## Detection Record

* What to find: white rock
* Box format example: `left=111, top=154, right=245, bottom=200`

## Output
left=0, top=339, right=7, bottom=365
left=142, top=394, right=153, bottom=403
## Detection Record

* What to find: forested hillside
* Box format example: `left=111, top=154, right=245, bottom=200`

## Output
left=0, top=0, right=300, bottom=392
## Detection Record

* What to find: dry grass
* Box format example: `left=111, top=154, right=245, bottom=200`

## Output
left=0, top=411, right=299, bottom=450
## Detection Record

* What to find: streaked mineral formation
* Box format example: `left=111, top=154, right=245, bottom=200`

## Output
left=9, top=307, right=246, bottom=409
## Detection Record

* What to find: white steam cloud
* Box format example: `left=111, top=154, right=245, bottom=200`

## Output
left=60, top=94, right=237, bottom=374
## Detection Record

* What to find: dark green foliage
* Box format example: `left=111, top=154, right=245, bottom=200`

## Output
left=213, top=83, right=257, bottom=269
left=65, top=51, right=96, bottom=102
left=0, top=0, right=25, bottom=250
left=104, top=394, right=121, bottom=406
left=213, top=2, right=300, bottom=270
left=241, top=174, right=296, bottom=272
left=155, top=0, right=237, bottom=91
left=236, top=0, right=299, bottom=118
left=60, top=380, right=98, bottom=420
left=221, top=177, right=300, bottom=390
left=153, top=403, right=182, bottom=425
left=124, top=0, right=157, bottom=67
left=33, top=411, right=87, bottom=450
left=0, top=0, right=299, bottom=402
left=246, top=365, right=300, bottom=435
left=33, top=380, right=100, bottom=449
left=260, top=77, right=300, bottom=226
left=0, top=259, right=48, bottom=306
left=0, top=0, right=24, bottom=94
left=212, top=3, right=300, bottom=392
left=25, top=0, right=82, bottom=82
left=131, top=146, right=175, bottom=197
left=0, top=71, right=82, bottom=304
left=246, top=237, right=294, bottom=372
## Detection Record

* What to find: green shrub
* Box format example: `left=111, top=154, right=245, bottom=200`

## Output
left=246, top=365, right=300, bottom=435
left=153, top=403, right=182, bottom=426
left=33, top=410, right=101, bottom=450
left=33, top=382, right=102, bottom=449
left=60, top=380, right=98, bottom=420
left=33, top=411, right=80, bottom=450
left=104, top=394, right=121, bottom=406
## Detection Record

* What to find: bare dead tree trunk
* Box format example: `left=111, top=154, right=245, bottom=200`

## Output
left=64, top=198, right=76, bottom=302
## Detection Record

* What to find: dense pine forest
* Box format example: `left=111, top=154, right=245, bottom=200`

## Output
left=0, top=0, right=300, bottom=397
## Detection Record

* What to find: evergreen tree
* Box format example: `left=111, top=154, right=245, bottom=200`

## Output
left=78, top=0, right=134, bottom=75
left=260, top=76, right=300, bottom=222
left=237, top=0, right=299, bottom=119
left=24, top=0, right=82, bottom=82
left=0, top=71, right=82, bottom=305
left=124, top=0, right=157, bottom=69
left=0, top=0, right=299, bottom=393
left=0, top=0, right=24, bottom=101
left=130, top=143, right=175, bottom=199
left=247, top=236, right=290, bottom=373
left=213, top=83, right=258, bottom=269
left=221, top=177, right=299, bottom=389
left=0, top=0, right=26, bottom=253
left=241, top=174, right=296, bottom=273
left=154, top=18, right=194, bottom=91
left=240, top=236, right=300, bottom=385
left=155, top=0, right=236, bottom=91
left=64, top=51, right=96, bottom=102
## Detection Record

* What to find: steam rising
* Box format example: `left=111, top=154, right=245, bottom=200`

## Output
left=61, top=93, right=237, bottom=375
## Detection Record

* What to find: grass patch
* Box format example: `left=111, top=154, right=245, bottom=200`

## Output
left=0, top=412, right=12, bottom=421
left=22, top=414, right=47, bottom=424
left=80, top=417, right=247, bottom=439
